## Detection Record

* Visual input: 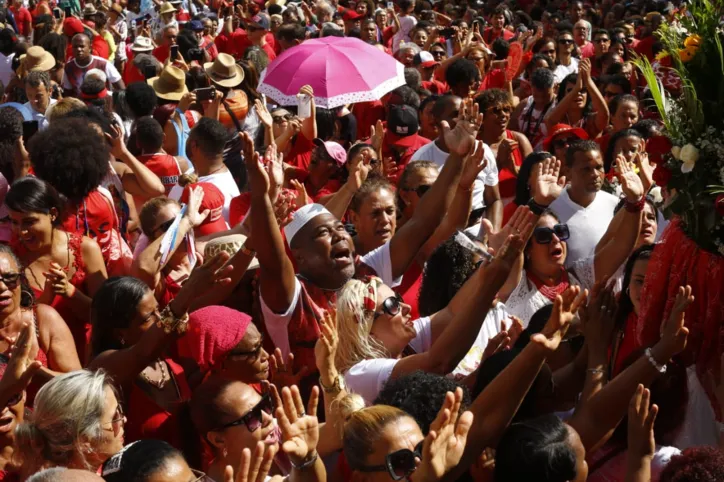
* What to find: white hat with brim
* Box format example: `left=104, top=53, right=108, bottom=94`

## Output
left=204, top=234, right=260, bottom=270
left=283, top=203, right=333, bottom=246
left=147, top=65, right=188, bottom=101
left=204, top=53, right=245, bottom=88
left=131, top=36, right=154, bottom=52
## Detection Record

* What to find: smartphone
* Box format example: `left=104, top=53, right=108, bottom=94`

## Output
left=142, top=65, right=157, bottom=80
left=22, top=121, right=39, bottom=141
left=195, top=86, right=216, bottom=101
left=64, top=5, right=72, bottom=16
left=386, top=1, right=393, bottom=9
left=439, top=27, right=455, bottom=38
left=297, top=94, right=311, bottom=119
left=53, top=7, right=61, bottom=19
left=170, top=45, right=179, bottom=61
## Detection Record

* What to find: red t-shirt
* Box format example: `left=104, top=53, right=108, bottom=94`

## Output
left=138, top=153, right=182, bottom=194
left=123, top=52, right=146, bottom=85
left=92, top=35, right=110, bottom=60
left=483, top=27, right=514, bottom=44
left=216, top=29, right=276, bottom=61
left=633, top=35, right=657, bottom=62
left=352, top=100, right=385, bottom=140
left=480, top=69, right=506, bottom=91
left=580, top=41, right=595, bottom=59
left=381, top=133, right=431, bottom=180
left=286, top=134, right=315, bottom=172
left=393, top=260, right=423, bottom=321
left=9, top=6, right=32, bottom=37
left=422, top=79, right=448, bottom=95
left=153, top=44, right=170, bottom=63
left=497, top=130, right=524, bottom=199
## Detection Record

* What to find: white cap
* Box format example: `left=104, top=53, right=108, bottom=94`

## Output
left=284, top=203, right=332, bottom=245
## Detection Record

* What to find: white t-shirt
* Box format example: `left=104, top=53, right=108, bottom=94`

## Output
left=260, top=241, right=400, bottom=359
left=62, top=56, right=122, bottom=91
left=392, top=15, right=417, bottom=51
left=24, top=98, right=56, bottom=131
left=344, top=317, right=433, bottom=404
left=553, top=57, right=579, bottom=84
left=0, top=52, right=14, bottom=88
left=452, top=302, right=510, bottom=377
left=410, top=140, right=499, bottom=210
left=168, top=170, right=240, bottom=223
left=548, top=187, right=620, bottom=268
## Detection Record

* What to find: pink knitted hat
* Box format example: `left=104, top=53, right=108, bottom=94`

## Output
left=179, top=306, right=252, bottom=371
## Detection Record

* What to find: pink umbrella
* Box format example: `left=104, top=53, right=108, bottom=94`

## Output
left=258, top=36, right=406, bottom=109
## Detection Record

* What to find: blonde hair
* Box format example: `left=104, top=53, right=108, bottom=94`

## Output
left=335, top=277, right=388, bottom=373
left=343, top=404, right=412, bottom=471
left=15, top=370, right=116, bottom=473
left=139, top=197, right=180, bottom=238
left=45, top=98, right=87, bottom=124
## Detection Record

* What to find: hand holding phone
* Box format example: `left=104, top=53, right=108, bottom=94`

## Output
left=195, top=86, right=217, bottom=102
left=297, top=94, right=311, bottom=119
left=170, top=45, right=179, bottom=61
left=22, top=121, right=39, bottom=141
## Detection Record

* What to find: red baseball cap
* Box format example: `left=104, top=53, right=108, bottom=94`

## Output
left=542, top=123, right=589, bottom=152
left=180, top=182, right=229, bottom=236
left=343, top=9, right=363, bottom=21
left=63, top=17, right=85, bottom=37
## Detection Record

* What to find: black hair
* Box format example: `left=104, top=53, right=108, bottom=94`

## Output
left=125, top=82, right=159, bottom=118
left=608, top=93, right=639, bottom=118
left=177, top=29, right=200, bottom=63
left=632, top=118, right=661, bottom=139
left=389, top=85, right=421, bottom=110
left=514, top=151, right=553, bottom=206
left=528, top=53, right=554, bottom=73
left=315, top=108, right=337, bottom=141
left=374, top=371, right=471, bottom=434
left=531, top=67, right=555, bottom=90
left=5, top=177, right=64, bottom=226
left=134, top=116, right=165, bottom=153
left=419, top=233, right=477, bottom=316
left=276, top=23, right=306, bottom=43
left=557, top=72, right=592, bottom=117
left=565, top=139, right=600, bottom=168
left=514, top=304, right=554, bottom=350
left=604, top=128, right=643, bottom=172
left=0, top=106, right=23, bottom=183
left=102, top=439, right=186, bottom=482
left=430, top=94, right=459, bottom=121
left=349, top=175, right=395, bottom=213
left=612, top=244, right=655, bottom=345
left=491, top=37, right=510, bottom=59
left=347, top=143, right=374, bottom=165
left=495, top=414, right=578, bottom=482
left=592, top=28, right=609, bottom=40
left=267, top=4, right=282, bottom=15
left=90, top=277, right=150, bottom=357
left=474, top=88, right=510, bottom=112
left=25, top=70, right=51, bottom=89
left=188, top=117, right=230, bottom=158
left=399, top=0, right=414, bottom=13
left=600, top=74, right=632, bottom=96
left=347, top=27, right=361, bottom=39
left=445, top=58, right=481, bottom=88
left=28, top=118, right=111, bottom=203
left=61, top=107, right=114, bottom=134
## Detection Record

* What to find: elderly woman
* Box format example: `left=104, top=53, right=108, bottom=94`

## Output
left=15, top=370, right=126, bottom=476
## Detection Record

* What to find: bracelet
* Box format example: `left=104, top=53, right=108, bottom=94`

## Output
left=290, top=451, right=318, bottom=470
left=624, top=196, right=646, bottom=213
left=319, top=374, right=344, bottom=395
left=527, top=198, right=549, bottom=216
left=586, top=368, right=605, bottom=376
left=240, top=243, right=255, bottom=257
left=156, top=305, right=190, bottom=335
left=645, top=348, right=667, bottom=373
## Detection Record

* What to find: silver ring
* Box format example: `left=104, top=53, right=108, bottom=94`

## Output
left=299, top=410, right=306, bottom=417
left=601, top=305, right=607, bottom=311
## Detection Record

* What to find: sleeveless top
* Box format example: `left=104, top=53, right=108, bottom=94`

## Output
left=518, top=96, right=555, bottom=150
left=138, top=153, right=183, bottom=195
left=497, top=130, right=525, bottom=199
left=63, top=57, right=110, bottom=94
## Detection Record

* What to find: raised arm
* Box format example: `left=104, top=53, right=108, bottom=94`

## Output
left=298, top=85, right=317, bottom=141
left=245, top=133, right=298, bottom=313
left=625, top=385, right=657, bottom=482
left=581, top=59, right=610, bottom=137
left=592, top=156, right=644, bottom=283
left=323, top=150, right=370, bottom=220
left=89, top=253, right=233, bottom=386
left=106, top=125, right=165, bottom=199
left=389, top=99, right=482, bottom=279
left=544, top=64, right=584, bottom=131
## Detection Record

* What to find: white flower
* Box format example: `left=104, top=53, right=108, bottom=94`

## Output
left=679, top=144, right=699, bottom=173
left=649, top=186, right=663, bottom=204
left=671, top=146, right=682, bottom=159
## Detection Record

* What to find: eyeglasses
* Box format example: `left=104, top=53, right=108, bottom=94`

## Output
left=103, top=405, right=126, bottom=436
left=403, top=184, right=431, bottom=197
left=0, top=272, right=21, bottom=289
left=153, top=218, right=175, bottom=237
left=558, top=38, right=574, bottom=45
left=486, top=106, right=512, bottom=116
left=272, top=115, right=290, bottom=124
left=216, top=393, right=274, bottom=433
left=227, top=335, right=265, bottom=360
left=374, top=293, right=404, bottom=319
left=533, top=224, right=570, bottom=244
left=358, top=441, right=424, bottom=480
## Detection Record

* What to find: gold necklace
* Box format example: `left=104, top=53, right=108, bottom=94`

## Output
left=141, top=359, right=169, bottom=390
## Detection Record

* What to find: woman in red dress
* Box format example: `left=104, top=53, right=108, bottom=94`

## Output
left=6, top=177, right=108, bottom=364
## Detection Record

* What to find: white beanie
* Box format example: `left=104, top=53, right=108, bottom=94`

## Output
left=284, top=203, right=332, bottom=246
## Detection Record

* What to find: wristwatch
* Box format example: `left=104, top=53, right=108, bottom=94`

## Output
left=319, top=374, right=346, bottom=395
left=527, top=198, right=549, bottom=216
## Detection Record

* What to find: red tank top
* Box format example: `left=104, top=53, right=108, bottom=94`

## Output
left=138, top=153, right=182, bottom=195
left=124, top=358, right=191, bottom=452
left=497, top=130, right=524, bottom=199
left=393, top=260, right=423, bottom=321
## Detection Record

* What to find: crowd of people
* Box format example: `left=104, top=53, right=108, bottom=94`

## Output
left=0, top=0, right=721, bottom=480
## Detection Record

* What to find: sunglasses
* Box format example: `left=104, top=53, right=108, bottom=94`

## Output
left=552, top=136, right=576, bottom=149
left=374, top=293, right=404, bottom=319
left=272, top=115, right=290, bottom=124
left=0, top=272, right=21, bottom=289
left=431, top=50, right=446, bottom=57
left=487, top=106, right=512, bottom=116
left=153, top=218, right=175, bottom=237
left=558, top=38, right=574, bottom=45
left=404, top=184, right=431, bottom=197
left=604, top=90, right=620, bottom=98
left=533, top=224, right=570, bottom=244
left=358, top=441, right=424, bottom=480
left=216, top=393, right=274, bottom=433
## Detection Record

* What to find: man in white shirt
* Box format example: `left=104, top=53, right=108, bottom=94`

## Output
left=410, top=94, right=503, bottom=230
left=62, top=34, right=124, bottom=96
left=23, top=71, right=56, bottom=131
left=549, top=139, right=619, bottom=268
left=0, top=29, right=15, bottom=88
left=168, top=118, right=239, bottom=222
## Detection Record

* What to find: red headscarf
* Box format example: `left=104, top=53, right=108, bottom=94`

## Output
left=178, top=306, right=252, bottom=371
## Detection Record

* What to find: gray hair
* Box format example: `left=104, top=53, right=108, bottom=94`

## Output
left=316, top=1, right=334, bottom=17
left=26, top=468, right=67, bottom=482
left=321, top=22, right=343, bottom=36
left=15, top=370, right=116, bottom=473
left=24, top=70, right=51, bottom=89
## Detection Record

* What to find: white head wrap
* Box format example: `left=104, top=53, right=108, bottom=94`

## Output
left=284, top=203, right=333, bottom=246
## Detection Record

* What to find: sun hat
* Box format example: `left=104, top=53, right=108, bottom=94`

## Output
left=204, top=234, right=260, bottom=270
left=283, top=203, right=333, bottom=245
left=82, top=4, right=98, bottom=17
left=542, top=123, right=589, bottom=152
left=147, top=65, right=188, bottom=101
left=131, top=36, right=154, bottom=52
left=204, top=53, right=245, bottom=88
left=110, top=4, right=125, bottom=17
left=159, top=2, right=177, bottom=15
left=19, top=46, right=56, bottom=73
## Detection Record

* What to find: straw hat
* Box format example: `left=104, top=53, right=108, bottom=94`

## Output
left=159, top=2, right=177, bottom=15
left=82, top=4, right=98, bottom=16
left=204, top=53, right=244, bottom=88
left=131, top=36, right=154, bottom=52
left=19, top=46, right=56, bottom=73
left=204, top=234, right=259, bottom=270
left=110, top=4, right=125, bottom=17
left=147, top=65, right=188, bottom=101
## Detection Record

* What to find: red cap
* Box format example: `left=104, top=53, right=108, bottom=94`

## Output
left=180, top=182, right=229, bottom=236
left=63, top=17, right=85, bottom=37
left=82, top=19, right=96, bottom=29
left=343, top=9, right=363, bottom=21
left=542, top=123, right=589, bottom=152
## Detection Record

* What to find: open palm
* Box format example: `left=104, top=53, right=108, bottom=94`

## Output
left=275, top=385, right=320, bottom=464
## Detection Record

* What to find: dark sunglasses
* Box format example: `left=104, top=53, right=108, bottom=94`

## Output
left=552, top=136, right=576, bottom=149
left=431, top=50, right=446, bottom=57
left=558, top=38, right=574, bottom=45
left=374, top=293, right=404, bottom=319
left=272, top=115, right=290, bottom=124
left=216, top=393, right=274, bottom=433
left=604, top=90, right=620, bottom=98
left=358, top=441, right=424, bottom=480
left=487, top=106, right=512, bottom=116
left=533, top=224, right=570, bottom=244
left=404, top=184, right=431, bottom=197
left=154, top=218, right=175, bottom=236
left=0, top=272, right=21, bottom=289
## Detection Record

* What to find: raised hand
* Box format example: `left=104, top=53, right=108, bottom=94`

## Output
left=178, top=91, right=197, bottom=112
left=264, top=144, right=284, bottom=200
left=104, top=123, right=129, bottom=160
left=255, top=99, right=273, bottom=128
left=276, top=385, right=320, bottom=466
left=531, top=156, right=566, bottom=206
left=0, top=322, right=43, bottom=403
left=414, top=388, right=474, bottom=482
left=579, top=57, right=592, bottom=86
left=346, top=149, right=371, bottom=191
left=185, top=185, right=210, bottom=228
left=314, top=310, right=338, bottom=380
left=460, top=141, right=487, bottom=190
left=441, top=98, right=483, bottom=157
left=298, top=84, right=314, bottom=99
left=224, top=441, right=283, bottom=482
left=615, top=155, right=644, bottom=203
left=369, top=119, right=384, bottom=152
left=242, top=132, right=270, bottom=196
left=481, top=329, right=511, bottom=362
left=634, top=151, right=655, bottom=193
left=533, top=286, right=588, bottom=352
left=174, top=251, right=234, bottom=313
left=270, top=349, right=310, bottom=389
left=382, top=157, right=401, bottom=182
left=289, top=179, right=310, bottom=209
left=581, top=280, right=617, bottom=360
left=655, top=285, right=692, bottom=359
left=482, top=205, right=535, bottom=252
left=627, top=384, right=658, bottom=460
